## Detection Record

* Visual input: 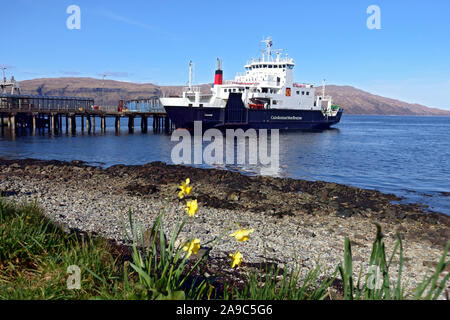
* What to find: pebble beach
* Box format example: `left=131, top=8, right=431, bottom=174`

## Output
left=1, top=158, right=449, bottom=295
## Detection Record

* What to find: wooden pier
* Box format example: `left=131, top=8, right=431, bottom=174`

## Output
left=0, top=94, right=174, bottom=135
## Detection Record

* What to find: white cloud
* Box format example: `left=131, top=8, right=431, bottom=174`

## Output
left=97, top=10, right=175, bottom=40
left=98, top=71, right=132, bottom=78
left=100, top=10, right=156, bottom=31
left=60, top=70, right=82, bottom=76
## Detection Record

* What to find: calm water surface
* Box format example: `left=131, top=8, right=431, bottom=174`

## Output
left=1, top=115, right=449, bottom=214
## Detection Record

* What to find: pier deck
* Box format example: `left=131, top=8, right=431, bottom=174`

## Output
left=0, top=94, right=172, bottom=134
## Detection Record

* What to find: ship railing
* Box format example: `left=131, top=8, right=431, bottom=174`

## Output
left=320, top=95, right=333, bottom=103
left=222, top=80, right=262, bottom=86
left=183, top=86, right=201, bottom=93
left=247, top=57, right=294, bottom=64
left=293, top=83, right=314, bottom=88
left=249, top=92, right=271, bottom=99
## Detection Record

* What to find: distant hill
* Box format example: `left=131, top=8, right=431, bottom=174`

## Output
left=19, top=77, right=162, bottom=106
left=19, top=77, right=450, bottom=116
left=315, top=85, right=450, bottom=116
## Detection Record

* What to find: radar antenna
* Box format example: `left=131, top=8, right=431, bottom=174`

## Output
left=274, top=49, right=284, bottom=62
left=261, top=36, right=273, bottom=61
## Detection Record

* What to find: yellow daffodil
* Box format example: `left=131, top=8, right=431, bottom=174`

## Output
left=230, top=251, right=243, bottom=268
left=229, top=228, right=255, bottom=242
left=183, top=239, right=201, bottom=258
left=185, top=199, right=198, bottom=217
left=178, top=178, right=192, bottom=199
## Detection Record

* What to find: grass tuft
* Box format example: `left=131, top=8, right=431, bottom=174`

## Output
left=0, top=197, right=448, bottom=300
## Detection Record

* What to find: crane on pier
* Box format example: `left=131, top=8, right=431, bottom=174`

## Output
left=0, top=66, right=21, bottom=95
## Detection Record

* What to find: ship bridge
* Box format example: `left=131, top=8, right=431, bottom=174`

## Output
left=230, top=37, right=295, bottom=88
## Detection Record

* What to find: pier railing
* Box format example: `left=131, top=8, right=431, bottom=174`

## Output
left=0, top=94, right=166, bottom=115
left=125, top=98, right=165, bottom=113
left=1, top=93, right=173, bottom=134
left=0, top=94, right=93, bottom=112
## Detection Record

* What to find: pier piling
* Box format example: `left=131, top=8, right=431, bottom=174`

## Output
left=1, top=94, right=171, bottom=135
left=50, top=114, right=55, bottom=134
left=128, top=116, right=134, bottom=132
left=68, top=116, right=72, bottom=134
left=86, top=115, right=91, bottom=132
left=101, top=116, right=106, bottom=132
left=72, top=115, right=76, bottom=134
left=10, top=115, right=16, bottom=131
left=141, top=116, right=148, bottom=133
left=32, top=114, right=36, bottom=135
left=115, top=116, right=120, bottom=132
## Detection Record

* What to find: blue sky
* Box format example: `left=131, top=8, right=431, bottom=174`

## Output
left=1, top=0, right=450, bottom=110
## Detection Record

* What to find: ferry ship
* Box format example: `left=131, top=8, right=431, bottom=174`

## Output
left=160, top=38, right=343, bottom=130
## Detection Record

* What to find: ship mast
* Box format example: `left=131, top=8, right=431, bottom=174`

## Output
left=1, top=66, right=6, bottom=83
left=322, top=79, right=326, bottom=98
left=261, top=36, right=273, bottom=62
left=188, top=61, right=193, bottom=91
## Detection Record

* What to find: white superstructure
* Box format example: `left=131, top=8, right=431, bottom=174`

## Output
left=160, top=37, right=339, bottom=117
left=0, top=67, right=21, bottom=95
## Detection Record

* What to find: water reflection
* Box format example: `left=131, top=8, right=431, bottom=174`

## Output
left=1, top=115, right=449, bottom=214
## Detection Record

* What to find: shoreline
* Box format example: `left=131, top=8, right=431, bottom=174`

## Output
left=1, top=158, right=449, bottom=291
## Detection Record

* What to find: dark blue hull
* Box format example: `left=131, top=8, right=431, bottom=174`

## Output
left=164, top=93, right=343, bottom=130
